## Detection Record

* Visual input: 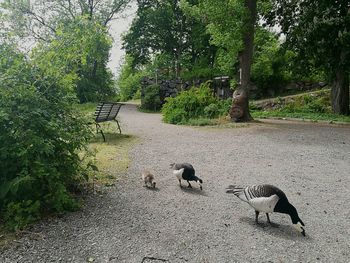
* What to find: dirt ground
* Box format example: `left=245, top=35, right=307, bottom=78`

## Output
left=1, top=104, right=350, bottom=263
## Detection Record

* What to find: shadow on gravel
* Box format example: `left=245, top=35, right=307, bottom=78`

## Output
left=239, top=217, right=313, bottom=242
left=143, top=186, right=160, bottom=192
left=179, top=187, right=208, bottom=196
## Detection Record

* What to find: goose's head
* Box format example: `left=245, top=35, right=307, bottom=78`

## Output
left=197, top=179, right=203, bottom=190
left=288, top=204, right=306, bottom=236
left=293, top=220, right=305, bottom=236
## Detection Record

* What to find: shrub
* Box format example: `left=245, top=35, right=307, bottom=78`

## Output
left=141, top=84, right=162, bottom=111
left=0, top=43, right=93, bottom=230
left=204, top=103, right=219, bottom=118
left=162, top=82, right=218, bottom=124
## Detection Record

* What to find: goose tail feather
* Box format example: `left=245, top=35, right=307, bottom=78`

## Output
left=226, top=185, right=248, bottom=202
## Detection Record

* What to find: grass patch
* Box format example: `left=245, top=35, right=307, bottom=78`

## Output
left=251, top=89, right=350, bottom=123
left=252, top=110, right=350, bottom=123
left=186, top=118, right=218, bottom=126
left=74, top=104, right=137, bottom=188
left=88, top=121, right=138, bottom=187
left=0, top=225, right=16, bottom=249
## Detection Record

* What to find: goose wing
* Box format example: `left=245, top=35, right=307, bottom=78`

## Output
left=227, top=184, right=286, bottom=212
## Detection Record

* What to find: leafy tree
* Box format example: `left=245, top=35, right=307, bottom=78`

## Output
left=182, top=0, right=257, bottom=121
left=266, top=0, right=350, bottom=115
left=117, top=55, right=146, bottom=101
left=0, top=0, right=131, bottom=40
left=1, top=0, right=130, bottom=102
left=251, top=27, right=294, bottom=97
left=29, top=17, right=115, bottom=102
left=122, top=0, right=216, bottom=78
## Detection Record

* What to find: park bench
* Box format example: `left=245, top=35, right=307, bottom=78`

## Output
left=94, top=102, right=124, bottom=141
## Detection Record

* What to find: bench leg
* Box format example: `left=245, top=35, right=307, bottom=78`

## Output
left=115, top=120, right=122, bottom=134
left=96, top=123, right=106, bottom=142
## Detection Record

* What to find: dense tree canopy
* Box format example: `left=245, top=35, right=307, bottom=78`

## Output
left=122, top=0, right=217, bottom=78
left=1, top=0, right=131, bottom=40
left=266, top=0, right=350, bottom=115
left=0, top=0, right=131, bottom=102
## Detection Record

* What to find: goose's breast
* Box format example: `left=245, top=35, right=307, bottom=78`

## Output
left=173, top=168, right=184, bottom=180
left=249, top=194, right=279, bottom=213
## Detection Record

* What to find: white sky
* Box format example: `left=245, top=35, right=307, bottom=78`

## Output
left=107, top=1, right=137, bottom=76
left=0, top=0, right=137, bottom=77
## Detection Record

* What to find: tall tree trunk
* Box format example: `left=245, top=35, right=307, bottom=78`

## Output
left=230, top=0, right=256, bottom=122
left=332, top=68, right=349, bottom=115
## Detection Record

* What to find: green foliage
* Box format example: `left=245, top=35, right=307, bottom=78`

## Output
left=186, top=118, right=217, bottom=126
left=4, top=200, right=41, bottom=231
left=181, top=0, right=246, bottom=74
left=117, top=55, right=145, bottom=101
left=141, top=84, right=162, bottom=111
left=123, top=0, right=217, bottom=77
left=162, top=82, right=219, bottom=124
left=266, top=0, right=350, bottom=114
left=1, top=0, right=130, bottom=40
left=204, top=103, right=219, bottom=118
left=251, top=28, right=290, bottom=96
left=0, top=43, right=93, bottom=230
left=31, top=17, right=115, bottom=103
left=281, top=94, right=331, bottom=114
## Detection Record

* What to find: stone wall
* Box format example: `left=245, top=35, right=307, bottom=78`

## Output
left=141, top=77, right=204, bottom=105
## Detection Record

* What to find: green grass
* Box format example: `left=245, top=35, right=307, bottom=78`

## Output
left=74, top=102, right=97, bottom=114
left=186, top=118, right=218, bottom=126
left=252, top=110, right=350, bottom=123
left=76, top=105, right=138, bottom=187
left=89, top=132, right=138, bottom=187
left=0, top=225, right=16, bottom=248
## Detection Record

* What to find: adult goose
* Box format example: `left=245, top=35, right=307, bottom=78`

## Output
left=226, top=184, right=305, bottom=236
left=170, top=163, right=203, bottom=190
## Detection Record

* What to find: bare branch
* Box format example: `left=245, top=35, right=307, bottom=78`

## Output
left=18, top=5, right=57, bottom=34
left=103, top=1, right=127, bottom=26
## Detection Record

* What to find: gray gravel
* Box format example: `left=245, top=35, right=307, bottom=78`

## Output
left=1, top=104, right=350, bottom=263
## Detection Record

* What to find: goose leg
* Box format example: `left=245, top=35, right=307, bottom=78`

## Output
left=178, top=179, right=182, bottom=187
left=266, top=213, right=271, bottom=224
left=187, top=181, right=192, bottom=188
left=255, top=211, right=259, bottom=224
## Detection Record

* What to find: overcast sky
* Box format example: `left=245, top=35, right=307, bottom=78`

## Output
left=0, top=0, right=136, bottom=77
left=107, top=2, right=137, bottom=76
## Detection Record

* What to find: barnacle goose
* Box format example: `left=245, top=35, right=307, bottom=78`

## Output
left=226, top=184, right=305, bottom=236
left=142, top=170, right=156, bottom=188
left=170, top=163, right=203, bottom=190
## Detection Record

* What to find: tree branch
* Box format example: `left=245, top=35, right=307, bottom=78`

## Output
left=103, top=1, right=127, bottom=26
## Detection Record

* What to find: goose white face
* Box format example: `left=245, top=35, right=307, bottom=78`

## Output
left=293, top=222, right=306, bottom=236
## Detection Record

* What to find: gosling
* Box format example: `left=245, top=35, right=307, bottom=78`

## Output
left=142, top=170, right=156, bottom=188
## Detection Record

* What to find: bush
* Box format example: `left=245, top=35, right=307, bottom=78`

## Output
left=162, top=82, right=219, bottom=124
left=204, top=103, right=219, bottom=118
left=141, top=84, right=162, bottom=111
left=0, top=43, right=93, bottom=230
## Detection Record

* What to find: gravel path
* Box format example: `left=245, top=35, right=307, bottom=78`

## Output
left=1, top=104, right=350, bottom=263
